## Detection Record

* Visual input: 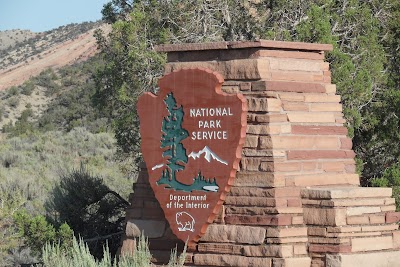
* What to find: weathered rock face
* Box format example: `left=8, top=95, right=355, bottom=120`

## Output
left=120, top=40, right=400, bottom=267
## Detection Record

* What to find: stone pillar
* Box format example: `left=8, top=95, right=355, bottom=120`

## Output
left=121, top=40, right=400, bottom=267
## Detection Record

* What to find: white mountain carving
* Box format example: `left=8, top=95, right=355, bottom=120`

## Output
left=151, top=163, right=164, bottom=170
left=188, top=146, right=228, bottom=165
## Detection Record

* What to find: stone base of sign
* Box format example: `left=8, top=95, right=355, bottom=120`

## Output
left=325, top=251, right=400, bottom=267
left=120, top=40, right=400, bottom=266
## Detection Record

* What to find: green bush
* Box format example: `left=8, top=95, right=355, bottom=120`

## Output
left=42, top=234, right=186, bottom=267
left=7, top=96, right=19, bottom=108
left=7, top=86, right=19, bottom=97
left=21, top=81, right=35, bottom=96
left=371, top=161, right=400, bottom=210
left=14, top=211, right=73, bottom=257
left=46, top=165, right=129, bottom=259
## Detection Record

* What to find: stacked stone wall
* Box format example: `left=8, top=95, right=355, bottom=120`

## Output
left=121, top=40, right=400, bottom=267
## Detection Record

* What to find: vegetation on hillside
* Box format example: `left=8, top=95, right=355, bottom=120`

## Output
left=0, top=21, right=101, bottom=69
left=0, top=52, right=133, bottom=264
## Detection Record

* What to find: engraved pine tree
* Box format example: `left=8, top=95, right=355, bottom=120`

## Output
left=157, top=93, right=189, bottom=186
left=157, top=92, right=219, bottom=192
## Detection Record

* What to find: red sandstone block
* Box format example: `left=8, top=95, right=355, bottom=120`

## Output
left=234, top=172, right=285, bottom=187
left=288, top=113, right=336, bottom=123
left=304, top=208, right=346, bottom=226
left=278, top=92, right=305, bottom=101
left=287, top=150, right=356, bottom=160
left=294, top=244, right=308, bottom=255
left=309, top=244, right=351, bottom=253
left=274, top=162, right=302, bottom=172
left=255, top=114, right=288, bottom=123
left=287, top=198, right=302, bottom=207
left=351, top=236, right=393, bottom=252
left=244, top=135, right=259, bottom=148
left=194, top=253, right=272, bottom=267
left=313, top=75, right=324, bottom=82
left=309, top=103, right=343, bottom=112
left=393, top=231, right=400, bottom=248
left=240, top=39, right=333, bottom=51
left=257, top=49, right=325, bottom=60
left=267, top=227, right=308, bottom=238
left=304, top=94, right=340, bottom=103
left=347, top=215, right=370, bottom=225
left=308, top=227, right=327, bottom=236
left=311, top=260, right=324, bottom=267
left=240, top=82, right=251, bottom=91
left=324, top=76, right=332, bottom=83
left=267, top=236, right=309, bottom=244
left=224, top=196, right=286, bottom=207
left=282, top=101, right=309, bottom=111
left=336, top=117, right=346, bottom=124
left=320, top=161, right=346, bottom=172
left=345, top=165, right=356, bottom=174
left=292, top=216, right=304, bottom=225
left=386, top=212, right=400, bottom=223
left=225, top=206, right=294, bottom=215
left=291, top=125, right=348, bottom=135
left=320, top=62, right=330, bottom=71
left=302, top=162, right=318, bottom=171
left=269, top=58, right=324, bottom=72
left=252, top=80, right=326, bottom=93
left=286, top=173, right=359, bottom=187
left=325, top=84, right=336, bottom=94
left=288, top=136, right=339, bottom=150
left=273, top=187, right=301, bottom=197
left=271, top=71, right=317, bottom=82
left=228, top=186, right=299, bottom=198
left=340, top=137, right=353, bottom=149
left=197, top=243, right=243, bottom=255
left=369, top=214, right=386, bottom=224
left=225, top=214, right=292, bottom=226
left=381, top=205, right=396, bottom=212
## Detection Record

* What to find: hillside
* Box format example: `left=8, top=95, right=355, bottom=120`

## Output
left=0, top=29, right=37, bottom=50
left=0, top=22, right=110, bottom=91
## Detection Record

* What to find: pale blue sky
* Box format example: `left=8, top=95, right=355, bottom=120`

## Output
left=0, top=0, right=109, bottom=32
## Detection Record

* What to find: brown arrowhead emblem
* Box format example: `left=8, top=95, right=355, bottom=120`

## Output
left=137, top=68, right=247, bottom=247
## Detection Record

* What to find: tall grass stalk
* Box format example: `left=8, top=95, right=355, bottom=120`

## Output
left=42, top=234, right=187, bottom=267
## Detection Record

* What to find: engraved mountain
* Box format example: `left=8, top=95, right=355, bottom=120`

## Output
left=188, top=146, right=228, bottom=165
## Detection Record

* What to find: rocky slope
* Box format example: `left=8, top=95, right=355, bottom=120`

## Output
left=0, top=22, right=109, bottom=91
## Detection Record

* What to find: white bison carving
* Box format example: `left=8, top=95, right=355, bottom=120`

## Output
left=176, top=212, right=195, bottom=232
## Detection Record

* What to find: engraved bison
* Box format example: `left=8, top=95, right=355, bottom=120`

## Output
left=176, top=212, right=195, bottom=232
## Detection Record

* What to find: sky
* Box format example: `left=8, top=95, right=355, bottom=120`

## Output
left=0, top=0, right=109, bottom=32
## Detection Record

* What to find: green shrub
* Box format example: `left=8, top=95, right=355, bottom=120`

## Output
left=14, top=211, right=73, bottom=257
left=371, top=161, right=400, bottom=210
left=7, top=96, right=19, bottom=108
left=46, top=165, right=129, bottom=259
left=0, top=185, right=33, bottom=266
left=0, top=106, right=4, bottom=122
left=21, top=81, right=35, bottom=96
left=4, top=109, right=35, bottom=137
left=7, top=86, right=19, bottom=97
left=42, top=234, right=186, bottom=267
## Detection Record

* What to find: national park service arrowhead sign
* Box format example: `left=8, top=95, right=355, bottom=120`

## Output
left=137, top=68, right=247, bottom=246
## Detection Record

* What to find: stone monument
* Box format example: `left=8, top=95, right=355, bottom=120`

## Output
left=120, top=40, right=400, bottom=267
